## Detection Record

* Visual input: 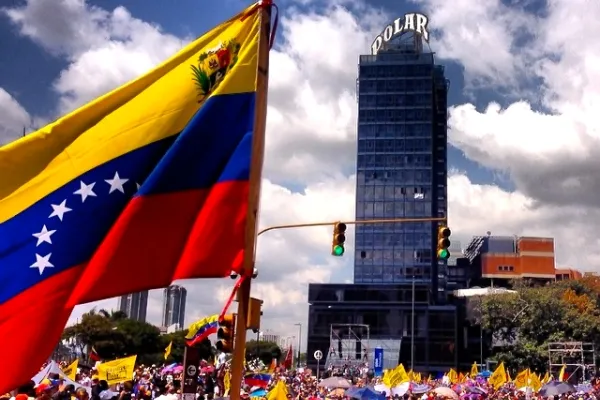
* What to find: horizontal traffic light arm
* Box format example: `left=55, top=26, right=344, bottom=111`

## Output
left=257, top=217, right=447, bottom=237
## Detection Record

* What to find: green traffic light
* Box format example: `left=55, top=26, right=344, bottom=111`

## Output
left=333, top=245, right=344, bottom=256
left=438, top=249, right=449, bottom=260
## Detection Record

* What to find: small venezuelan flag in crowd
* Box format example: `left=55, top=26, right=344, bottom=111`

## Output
left=244, top=373, right=272, bottom=388
left=185, top=314, right=220, bottom=347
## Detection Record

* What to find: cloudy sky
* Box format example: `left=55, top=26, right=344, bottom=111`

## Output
left=1, top=0, right=599, bottom=347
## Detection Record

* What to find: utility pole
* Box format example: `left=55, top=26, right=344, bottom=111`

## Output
left=411, top=273, right=415, bottom=371
left=479, top=296, right=484, bottom=368
left=294, top=323, right=302, bottom=369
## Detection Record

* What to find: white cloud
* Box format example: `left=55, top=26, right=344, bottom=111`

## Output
left=0, top=88, right=30, bottom=145
left=417, top=0, right=600, bottom=210
left=5, top=0, right=600, bottom=347
left=3, top=0, right=185, bottom=113
left=412, top=0, right=537, bottom=89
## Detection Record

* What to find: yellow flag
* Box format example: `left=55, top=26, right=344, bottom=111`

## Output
left=164, top=341, right=172, bottom=360
left=470, top=362, right=478, bottom=377
left=558, top=365, right=566, bottom=382
left=390, top=364, right=410, bottom=386
left=224, top=370, right=231, bottom=396
left=541, top=371, right=551, bottom=384
left=267, top=381, right=288, bottom=400
left=488, top=362, right=508, bottom=390
left=529, top=372, right=543, bottom=392
left=61, top=359, right=78, bottom=381
left=447, top=369, right=458, bottom=384
left=95, top=355, right=137, bottom=385
left=513, top=369, right=530, bottom=389
left=382, top=369, right=392, bottom=387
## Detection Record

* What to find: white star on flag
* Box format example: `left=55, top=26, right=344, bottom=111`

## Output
left=32, top=225, right=56, bottom=246
left=105, top=172, right=129, bottom=194
left=49, top=200, right=72, bottom=221
left=30, top=253, right=54, bottom=275
left=74, top=181, right=97, bottom=202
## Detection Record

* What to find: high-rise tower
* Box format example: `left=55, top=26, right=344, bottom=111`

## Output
left=118, top=291, right=148, bottom=322
left=353, top=29, right=449, bottom=296
left=162, top=285, right=187, bottom=329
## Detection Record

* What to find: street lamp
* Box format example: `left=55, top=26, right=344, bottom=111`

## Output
left=294, top=323, right=302, bottom=368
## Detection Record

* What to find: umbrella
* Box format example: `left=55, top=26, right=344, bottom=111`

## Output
left=345, top=387, right=362, bottom=397
left=249, top=389, right=267, bottom=398
left=392, top=382, right=410, bottom=396
left=162, top=363, right=178, bottom=373
left=346, top=387, right=385, bottom=400
left=466, top=387, right=487, bottom=395
left=434, top=387, right=460, bottom=400
left=412, top=384, right=432, bottom=394
left=373, top=384, right=391, bottom=396
left=330, top=388, right=347, bottom=397
left=539, top=382, right=576, bottom=397
left=318, top=376, right=351, bottom=388
left=478, top=370, right=491, bottom=378
left=575, top=384, right=593, bottom=394
left=452, top=384, right=467, bottom=393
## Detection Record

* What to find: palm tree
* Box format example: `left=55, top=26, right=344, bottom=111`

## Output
left=98, top=309, right=128, bottom=321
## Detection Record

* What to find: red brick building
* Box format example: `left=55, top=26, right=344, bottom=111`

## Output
left=461, top=235, right=580, bottom=287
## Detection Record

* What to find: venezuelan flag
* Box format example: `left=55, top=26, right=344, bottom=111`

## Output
left=244, top=373, right=271, bottom=388
left=185, top=314, right=219, bottom=346
left=0, top=1, right=270, bottom=393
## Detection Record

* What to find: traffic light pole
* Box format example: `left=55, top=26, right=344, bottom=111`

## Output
left=228, top=217, right=447, bottom=399
left=257, top=217, right=448, bottom=237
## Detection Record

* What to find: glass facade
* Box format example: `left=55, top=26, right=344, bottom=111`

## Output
left=118, top=290, right=148, bottom=322
left=162, top=285, right=187, bottom=328
left=354, top=41, right=449, bottom=292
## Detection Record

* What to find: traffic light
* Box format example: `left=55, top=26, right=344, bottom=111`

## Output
left=248, top=297, right=263, bottom=331
left=331, top=222, right=347, bottom=256
left=437, top=225, right=451, bottom=260
left=216, top=314, right=236, bottom=353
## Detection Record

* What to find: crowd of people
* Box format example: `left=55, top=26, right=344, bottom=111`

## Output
left=4, top=360, right=600, bottom=400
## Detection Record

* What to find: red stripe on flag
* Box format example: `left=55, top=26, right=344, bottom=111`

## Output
left=68, top=181, right=248, bottom=306
left=0, top=267, right=80, bottom=391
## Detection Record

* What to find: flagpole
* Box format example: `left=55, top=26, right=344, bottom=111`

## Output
left=229, top=2, right=272, bottom=400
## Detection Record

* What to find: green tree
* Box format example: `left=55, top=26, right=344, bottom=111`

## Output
left=63, top=309, right=162, bottom=364
left=63, top=310, right=220, bottom=365
left=480, top=280, right=600, bottom=372
left=245, top=340, right=282, bottom=365
left=112, top=317, right=162, bottom=364
left=98, top=309, right=128, bottom=322
left=162, top=330, right=188, bottom=363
